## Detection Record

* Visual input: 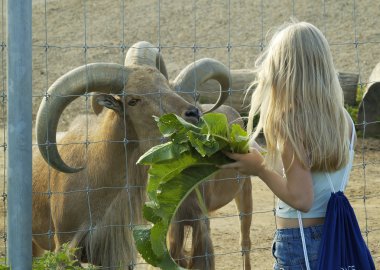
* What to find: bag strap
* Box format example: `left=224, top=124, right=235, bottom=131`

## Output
left=340, top=119, right=356, bottom=191
left=297, top=211, right=311, bottom=270
left=297, top=118, right=355, bottom=270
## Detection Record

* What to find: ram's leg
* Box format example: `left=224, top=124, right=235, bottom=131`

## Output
left=189, top=216, right=215, bottom=270
left=168, top=220, right=188, bottom=268
left=32, top=240, right=46, bottom=257
left=234, top=178, right=253, bottom=270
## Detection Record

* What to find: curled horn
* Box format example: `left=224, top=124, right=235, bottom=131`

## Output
left=36, top=63, right=131, bottom=173
left=124, top=41, right=168, bottom=79
left=172, top=58, right=231, bottom=113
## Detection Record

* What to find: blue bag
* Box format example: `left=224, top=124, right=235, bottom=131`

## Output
left=297, top=121, right=375, bottom=270
left=316, top=191, right=375, bottom=269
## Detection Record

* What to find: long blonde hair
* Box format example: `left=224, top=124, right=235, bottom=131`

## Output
left=247, top=21, right=349, bottom=172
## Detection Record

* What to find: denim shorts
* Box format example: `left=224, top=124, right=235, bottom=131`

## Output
left=272, top=225, right=324, bottom=270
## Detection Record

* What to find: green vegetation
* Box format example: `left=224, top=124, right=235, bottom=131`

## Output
left=345, top=83, right=365, bottom=124
left=32, top=244, right=83, bottom=270
left=0, top=258, right=8, bottom=270
left=0, top=244, right=100, bottom=270
left=134, top=113, right=249, bottom=269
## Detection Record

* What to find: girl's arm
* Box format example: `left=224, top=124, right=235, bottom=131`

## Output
left=221, top=141, right=314, bottom=212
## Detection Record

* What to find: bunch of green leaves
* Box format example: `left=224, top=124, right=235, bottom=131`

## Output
left=0, top=244, right=82, bottom=270
left=32, top=243, right=84, bottom=270
left=0, top=244, right=101, bottom=270
left=32, top=243, right=101, bottom=270
left=133, top=113, right=248, bottom=269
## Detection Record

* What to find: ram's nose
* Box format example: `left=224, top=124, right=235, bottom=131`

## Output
left=183, top=106, right=201, bottom=124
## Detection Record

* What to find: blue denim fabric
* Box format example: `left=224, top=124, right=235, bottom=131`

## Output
left=272, top=225, right=324, bottom=270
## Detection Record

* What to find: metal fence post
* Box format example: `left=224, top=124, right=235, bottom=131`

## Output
left=7, top=0, right=32, bottom=269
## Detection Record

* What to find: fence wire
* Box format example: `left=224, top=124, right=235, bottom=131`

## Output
left=1, top=0, right=379, bottom=269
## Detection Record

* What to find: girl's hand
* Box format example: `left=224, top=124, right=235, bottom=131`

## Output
left=219, top=148, right=265, bottom=176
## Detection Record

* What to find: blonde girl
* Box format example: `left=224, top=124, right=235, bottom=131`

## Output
left=221, top=20, right=356, bottom=269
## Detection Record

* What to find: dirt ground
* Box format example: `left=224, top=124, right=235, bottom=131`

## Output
left=0, top=0, right=379, bottom=268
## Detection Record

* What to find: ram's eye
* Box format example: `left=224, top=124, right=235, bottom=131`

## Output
left=127, top=98, right=140, bottom=106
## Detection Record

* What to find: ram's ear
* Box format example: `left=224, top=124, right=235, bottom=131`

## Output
left=95, top=94, right=124, bottom=116
left=90, top=94, right=103, bottom=115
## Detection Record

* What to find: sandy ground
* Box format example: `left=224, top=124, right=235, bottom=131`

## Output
left=0, top=0, right=379, bottom=268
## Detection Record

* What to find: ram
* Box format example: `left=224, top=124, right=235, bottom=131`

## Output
left=32, top=41, right=252, bottom=269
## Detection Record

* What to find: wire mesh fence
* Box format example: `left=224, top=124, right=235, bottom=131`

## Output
left=1, top=0, right=380, bottom=269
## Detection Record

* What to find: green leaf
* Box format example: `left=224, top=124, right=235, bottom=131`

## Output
left=133, top=227, right=160, bottom=267
left=134, top=113, right=249, bottom=269
left=155, top=114, right=201, bottom=144
left=150, top=221, right=168, bottom=257
left=229, top=123, right=249, bottom=153
left=137, top=142, right=189, bottom=165
left=134, top=226, right=187, bottom=270
left=146, top=152, right=199, bottom=200
left=187, top=131, right=220, bottom=157
left=143, top=202, right=162, bottom=224
left=136, top=163, right=219, bottom=269
left=156, top=164, right=217, bottom=221
left=199, top=113, right=229, bottom=138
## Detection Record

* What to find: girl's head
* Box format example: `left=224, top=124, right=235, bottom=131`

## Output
left=248, top=20, right=349, bottom=171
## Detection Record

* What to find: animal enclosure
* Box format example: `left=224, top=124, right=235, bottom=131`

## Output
left=1, top=0, right=380, bottom=269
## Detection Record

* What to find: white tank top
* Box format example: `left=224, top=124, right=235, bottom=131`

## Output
left=276, top=120, right=355, bottom=219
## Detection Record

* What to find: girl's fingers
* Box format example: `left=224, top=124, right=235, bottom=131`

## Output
left=223, top=151, right=240, bottom=160
left=218, top=161, right=240, bottom=169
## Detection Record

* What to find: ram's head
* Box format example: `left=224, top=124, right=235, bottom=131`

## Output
left=36, top=41, right=231, bottom=174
